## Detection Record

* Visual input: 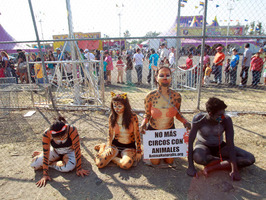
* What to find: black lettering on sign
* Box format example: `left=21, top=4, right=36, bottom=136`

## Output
left=155, top=132, right=163, bottom=138
left=164, top=130, right=177, bottom=137
left=171, top=139, right=184, bottom=145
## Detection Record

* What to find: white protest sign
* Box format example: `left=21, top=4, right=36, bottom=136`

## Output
left=143, top=128, right=189, bottom=159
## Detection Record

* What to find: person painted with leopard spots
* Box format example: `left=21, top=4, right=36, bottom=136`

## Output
left=140, top=66, right=191, bottom=165
left=94, top=92, right=142, bottom=169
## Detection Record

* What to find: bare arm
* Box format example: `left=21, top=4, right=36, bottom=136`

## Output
left=224, top=117, right=238, bottom=175
left=187, top=118, right=200, bottom=176
left=107, top=118, right=114, bottom=147
left=140, top=94, right=152, bottom=134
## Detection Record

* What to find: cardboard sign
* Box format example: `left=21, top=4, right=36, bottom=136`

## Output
left=143, top=128, right=189, bottom=159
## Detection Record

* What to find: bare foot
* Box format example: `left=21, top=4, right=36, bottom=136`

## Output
left=32, top=151, right=42, bottom=158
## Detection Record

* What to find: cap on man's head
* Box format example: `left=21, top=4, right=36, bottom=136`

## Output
left=161, top=43, right=165, bottom=46
left=232, top=48, right=238, bottom=52
left=216, top=46, right=223, bottom=51
left=56, top=48, right=61, bottom=51
left=84, top=49, right=89, bottom=52
left=17, top=49, right=22, bottom=52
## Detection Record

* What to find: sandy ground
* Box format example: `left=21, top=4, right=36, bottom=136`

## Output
left=0, top=109, right=265, bottom=200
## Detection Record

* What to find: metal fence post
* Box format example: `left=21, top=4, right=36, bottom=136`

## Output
left=197, top=0, right=208, bottom=110
left=28, top=0, right=58, bottom=114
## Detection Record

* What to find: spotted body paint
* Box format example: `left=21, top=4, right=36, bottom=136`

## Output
left=144, top=89, right=187, bottom=130
left=95, top=113, right=141, bottom=169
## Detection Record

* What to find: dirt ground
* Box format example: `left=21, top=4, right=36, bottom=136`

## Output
left=0, top=109, right=265, bottom=200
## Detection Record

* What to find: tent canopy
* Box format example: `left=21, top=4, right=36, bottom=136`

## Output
left=0, top=24, right=41, bottom=53
left=181, top=38, right=256, bottom=47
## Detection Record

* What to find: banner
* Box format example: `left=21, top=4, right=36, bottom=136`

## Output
left=143, top=128, right=189, bottom=159
left=52, top=32, right=101, bottom=50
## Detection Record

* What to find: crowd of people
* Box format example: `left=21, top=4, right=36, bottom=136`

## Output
left=1, top=43, right=265, bottom=87
left=209, top=44, right=265, bottom=87
left=30, top=65, right=255, bottom=188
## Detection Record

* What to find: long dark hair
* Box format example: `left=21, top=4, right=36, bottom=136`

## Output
left=110, top=95, right=133, bottom=129
left=50, top=116, right=67, bottom=131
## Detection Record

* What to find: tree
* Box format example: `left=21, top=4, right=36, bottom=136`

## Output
left=255, top=22, right=263, bottom=35
left=144, top=31, right=161, bottom=37
left=123, top=30, right=131, bottom=37
left=249, top=21, right=255, bottom=35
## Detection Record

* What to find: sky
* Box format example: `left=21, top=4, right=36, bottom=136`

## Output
left=0, top=0, right=265, bottom=42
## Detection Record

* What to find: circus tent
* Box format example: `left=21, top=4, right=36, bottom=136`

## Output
left=209, top=16, right=219, bottom=27
left=0, top=24, right=41, bottom=53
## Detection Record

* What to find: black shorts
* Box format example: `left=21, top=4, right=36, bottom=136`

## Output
left=112, top=139, right=136, bottom=151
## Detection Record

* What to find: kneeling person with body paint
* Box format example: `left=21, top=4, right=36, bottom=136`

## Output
left=31, top=116, right=89, bottom=187
left=94, top=92, right=142, bottom=169
left=187, top=97, right=255, bottom=181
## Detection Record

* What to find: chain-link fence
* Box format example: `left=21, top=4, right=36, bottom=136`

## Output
left=1, top=0, right=265, bottom=115
left=0, top=0, right=266, bottom=199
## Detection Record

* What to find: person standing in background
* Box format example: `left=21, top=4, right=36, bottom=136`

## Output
left=229, top=48, right=239, bottom=86
left=186, top=53, right=193, bottom=87
left=104, top=51, right=113, bottom=85
left=47, top=50, right=56, bottom=77
left=224, top=59, right=230, bottom=84
left=240, top=43, right=252, bottom=87
left=159, top=43, right=169, bottom=64
left=147, top=49, right=159, bottom=84
left=213, top=46, right=225, bottom=85
left=168, top=47, right=175, bottom=68
left=126, top=54, right=133, bottom=85
left=133, top=48, right=144, bottom=85
left=1, top=51, right=12, bottom=77
left=250, top=51, right=264, bottom=87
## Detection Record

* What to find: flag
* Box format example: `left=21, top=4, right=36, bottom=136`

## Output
left=216, top=5, right=219, bottom=8
left=236, top=20, right=239, bottom=22
left=181, top=0, right=187, bottom=2
left=116, top=4, right=118, bottom=7
left=195, top=6, right=198, bottom=9
left=200, top=2, right=204, bottom=6
left=181, top=3, right=185, bottom=7
left=224, top=20, right=227, bottom=22
left=122, top=3, right=124, bottom=7
left=244, top=19, right=248, bottom=21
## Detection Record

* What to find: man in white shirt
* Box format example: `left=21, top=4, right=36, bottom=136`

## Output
left=168, top=47, right=175, bottom=67
left=84, top=49, right=95, bottom=61
left=240, top=43, right=252, bottom=86
left=133, top=48, right=144, bottom=84
left=159, top=43, right=169, bottom=64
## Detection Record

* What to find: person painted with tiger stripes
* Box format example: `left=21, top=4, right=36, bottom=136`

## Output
left=31, top=116, right=89, bottom=187
left=94, top=92, right=142, bottom=169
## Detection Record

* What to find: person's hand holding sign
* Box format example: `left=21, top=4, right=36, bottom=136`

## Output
left=184, top=121, right=191, bottom=130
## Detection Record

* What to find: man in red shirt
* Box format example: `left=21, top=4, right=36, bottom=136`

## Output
left=213, top=46, right=225, bottom=84
left=250, top=52, right=264, bottom=86
left=186, top=53, right=193, bottom=87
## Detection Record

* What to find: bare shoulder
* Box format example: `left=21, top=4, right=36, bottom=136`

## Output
left=170, top=89, right=181, bottom=98
left=146, top=89, right=158, bottom=98
left=145, top=89, right=158, bottom=101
